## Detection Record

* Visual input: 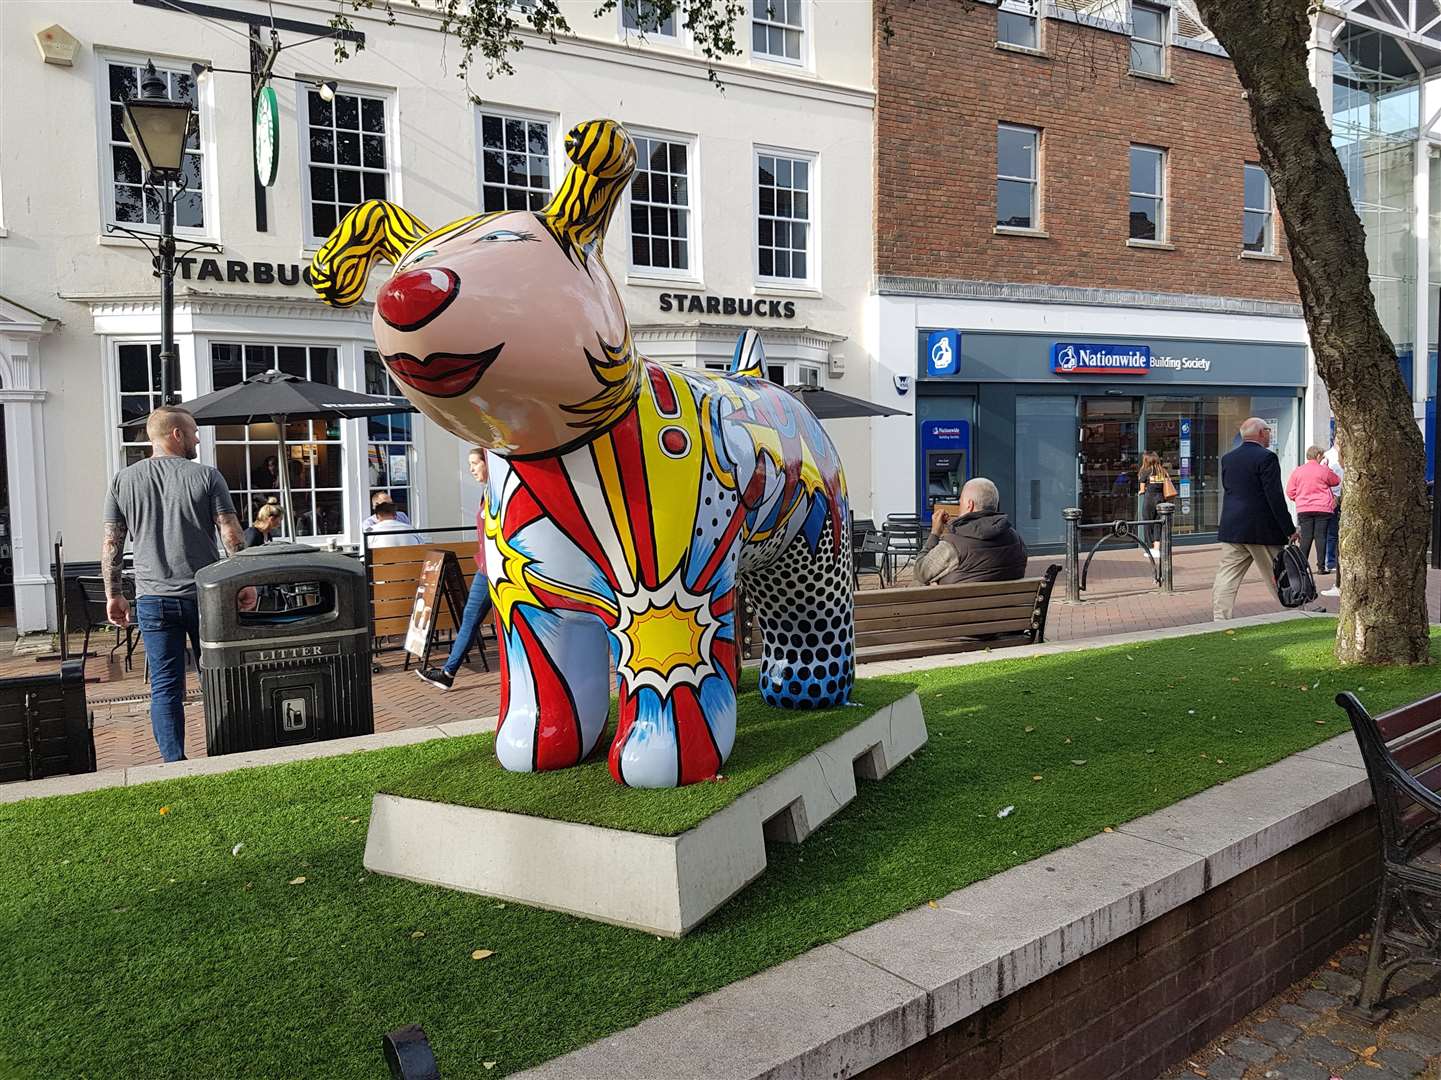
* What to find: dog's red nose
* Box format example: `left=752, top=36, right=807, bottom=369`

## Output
left=376, top=267, right=459, bottom=332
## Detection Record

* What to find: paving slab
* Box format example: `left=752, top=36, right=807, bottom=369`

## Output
left=1115, top=752, right=1371, bottom=886
left=835, top=830, right=1204, bottom=1031
left=512, top=944, right=929, bottom=1080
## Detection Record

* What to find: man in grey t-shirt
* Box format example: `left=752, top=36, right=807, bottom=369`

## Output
left=102, top=406, right=248, bottom=761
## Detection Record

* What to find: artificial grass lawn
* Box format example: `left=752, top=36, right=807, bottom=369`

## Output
left=2, top=619, right=1437, bottom=1079
left=384, top=673, right=914, bottom=835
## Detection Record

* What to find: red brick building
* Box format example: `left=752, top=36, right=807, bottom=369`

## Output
left=867, top=0, right=1310, bottom=550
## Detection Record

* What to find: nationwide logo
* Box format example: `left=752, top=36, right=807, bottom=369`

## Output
left=1050, top=342, right=1151, bottom=375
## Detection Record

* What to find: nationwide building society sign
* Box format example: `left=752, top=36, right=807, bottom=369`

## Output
left=1051, top=343, right=1151, bottom=375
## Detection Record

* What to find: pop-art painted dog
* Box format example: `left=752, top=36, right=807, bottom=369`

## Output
left=309, top=119, right=854, bottom=788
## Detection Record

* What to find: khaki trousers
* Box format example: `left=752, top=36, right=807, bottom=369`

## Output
left=1212, top=542, right=1282, bottom=620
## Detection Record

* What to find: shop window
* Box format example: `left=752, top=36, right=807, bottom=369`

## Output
left=757, top=150, right=813, bottom=283
left=997, top=0, right=1039, bottom=49
left=101, top=58, right=206, bottom=232
left=210, top=343, right=344, bottom=538
left=622, top=0, right=678, bottom=40
left=115, top=343, right=180, bottom=467
left=1129, top=145, right=1167, bottom=241
left=478, top=111, right=552, bottom=213
left=364, top=350, right=415, bottom=521
left=752, top=0, right=804, bottom=63
left=1130, top=2, right=1167, bottom=76
left=629, top=134, right=694, bottom=274
left=997, top=124, right=1039, bottom=230
left=794, top=365, right=821, bottom=387
left=1243, top=162, right=1274, bottom=254
left=303, top=86, right=392, bottom=247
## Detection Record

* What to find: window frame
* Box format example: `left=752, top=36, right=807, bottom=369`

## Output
left=95, top=51, right=217, bottom=240
left=996, top=123, right=1041, bottom=232
left=625, top=127, right=701, bottom=283
left=751, top=0, right=807, bottom=67
left=619, top=0, right=683, bottom=44
left=1243, top=161, right=1275, bottom=255
left=753, top=144, right=819, bottom=289
left=363, top=348, right=419, bottom=524
left=207, top=341, right=349, bottom=539
left=1129, top=1, right=1169, bottom=77
left=298, top=81, right=400, bottom=251
left=996, top=0, right=1041, bottom=50
left=1128, top=144, right=1168, bottom=243
left=473, top=104, right=560, bottom=217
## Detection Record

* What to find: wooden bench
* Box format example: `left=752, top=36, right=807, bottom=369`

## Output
left=743, top=566, right=1061, bottom=666
left=366, top=542, right=492, bottom=669
left=1335, top=688, right=1441, bottom=1021
left=0, top=660, right=96, bottom=784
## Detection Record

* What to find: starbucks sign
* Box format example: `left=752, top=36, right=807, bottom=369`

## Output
left=254, top=85, right=279, bottom=187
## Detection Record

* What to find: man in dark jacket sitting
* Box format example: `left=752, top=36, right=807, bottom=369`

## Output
left=914, top=477, right=1029, bottom=585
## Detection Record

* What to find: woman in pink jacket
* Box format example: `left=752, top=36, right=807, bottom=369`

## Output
left=1286, top=446, right=1342, bottom=575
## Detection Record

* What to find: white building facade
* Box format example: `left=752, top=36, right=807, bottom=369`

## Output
left=0, top=0, right=875, bottom=632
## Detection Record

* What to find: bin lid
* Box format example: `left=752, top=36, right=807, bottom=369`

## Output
left=196, top=544, right=364, bottom=586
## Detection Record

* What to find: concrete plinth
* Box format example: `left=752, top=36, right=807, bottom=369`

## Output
left=363, top=692, right=927, bottom=936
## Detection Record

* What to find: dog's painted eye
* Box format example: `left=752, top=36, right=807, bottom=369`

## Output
left=477, top=230, right=536, bottom=243
left=406, top=249, right=439, bottom=265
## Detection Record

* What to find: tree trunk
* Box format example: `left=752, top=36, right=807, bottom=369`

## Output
left=1193, top=0, right=1431, bottom=665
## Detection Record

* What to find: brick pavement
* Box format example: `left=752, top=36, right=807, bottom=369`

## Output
left=1159, top=937, right=1441, bottom=1080
left=6, top=543, right=1439, bottom=773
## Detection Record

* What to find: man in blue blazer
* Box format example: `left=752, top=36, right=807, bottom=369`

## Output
left=1213, top=417, right=1299, bottom=619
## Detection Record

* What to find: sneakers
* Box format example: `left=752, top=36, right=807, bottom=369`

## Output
left=1320, top=587, right=1341, bottom=598
left=417, top=666, right=455, bottom=691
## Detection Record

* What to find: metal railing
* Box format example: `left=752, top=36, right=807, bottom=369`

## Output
left=1062, top=503, right=1174, bottom=603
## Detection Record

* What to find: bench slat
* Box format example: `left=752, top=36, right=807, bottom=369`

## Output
left=856, top=635, right=1033, bottom=662
left=855, top=618, right=1036, bottom=647
left=858, top=604, right=1037, bottom=634
left=856, top=593, right=1040, bottom=624
left=1379, top=692, right=1441, bottom=740
left=853, top=578, right=1045, bottom=607
left=1393, top=730, right=1441, bottom=774
left=367, top=542, right=474, bottom=567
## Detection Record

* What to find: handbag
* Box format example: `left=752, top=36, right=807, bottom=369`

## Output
left=1272, top=544, right=1318, bottom=608
left=1161, top=475, right=1178, bottom=499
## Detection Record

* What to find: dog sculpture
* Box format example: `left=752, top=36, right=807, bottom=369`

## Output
left=309, top=119, right=854, bottom=787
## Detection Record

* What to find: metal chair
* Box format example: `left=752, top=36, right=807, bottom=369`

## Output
left=882, top=515, right=926, bottom=585
left=75, top=575, right=138, bottom=676
left=853, top=528, right=888, bottom=589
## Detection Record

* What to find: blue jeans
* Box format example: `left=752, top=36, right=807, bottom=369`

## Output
left=1325, top=501, right=1341, bottom=570
left=444, top=573, right=494, bottom=676
left=137, top=596, right=200, bottom=762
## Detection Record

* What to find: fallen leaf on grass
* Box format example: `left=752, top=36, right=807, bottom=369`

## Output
left=410, top=931, right=426, bottom=939
left=158, top=806, right=171, bottom=816
left=1224, top=629, right=1235, bottom=635
left=1103, top=827, right=1114, bottom=833
left=1024, top=725, right=1035, bottom=733
left=928, top=900, right=939, bottom=909
left=1071, top=760, right=1087, bottom=766
left=1032, top=774, right=1044, bottom=782
left=288, top=876, right=307, bottom=886
left=483, top=1064, right=497, bottom=1071
left=231, top=843, right=244, bottom=857
left=471, top=949, right=494, bottom=961
left=996, top=805, right=1015, bottom=818
left=1145, top=749, right=1155, bottom=754
left=1315, top=720, right=1327, bottom=725
left=1216, top=759, right=1226, bottom=765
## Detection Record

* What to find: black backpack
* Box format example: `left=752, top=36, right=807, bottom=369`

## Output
left=1272, top=544, right=1318, bottom=608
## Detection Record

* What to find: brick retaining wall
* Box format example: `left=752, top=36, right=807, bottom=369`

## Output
left=859, top=810, right=1380, bottom=1080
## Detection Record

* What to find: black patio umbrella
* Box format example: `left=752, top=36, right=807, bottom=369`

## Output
left=785, top=385, right=910, bottom=420
left=123, top=369, right=416, bottom=540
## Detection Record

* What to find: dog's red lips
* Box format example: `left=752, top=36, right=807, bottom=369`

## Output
left=381, top=344, right=504, bottom=399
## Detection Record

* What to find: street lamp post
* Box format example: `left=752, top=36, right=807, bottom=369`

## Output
left=119, top=62, right=193, bottom=406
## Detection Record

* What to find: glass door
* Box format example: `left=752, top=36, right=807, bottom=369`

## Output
left=1079, top=397, right=1142, bottom=524
left=1015, top=396, right=1077, bottom=546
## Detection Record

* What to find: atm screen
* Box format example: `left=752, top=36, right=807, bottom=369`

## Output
left=925, top=450, right=967, bottom=508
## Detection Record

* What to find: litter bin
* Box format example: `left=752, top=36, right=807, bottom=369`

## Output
left=196, top=543, right=373, bottom=756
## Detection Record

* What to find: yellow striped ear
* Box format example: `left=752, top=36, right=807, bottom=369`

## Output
left=541, top=120, right=637, bottom=263
left=306, top=200, right=430, bottom=307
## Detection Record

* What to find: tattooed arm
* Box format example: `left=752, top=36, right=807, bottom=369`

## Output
left=217, top=511, right=258, bottom=611
left=101, top=521, right=130, bottom=626
left=216, top=511, right=246, bottom=555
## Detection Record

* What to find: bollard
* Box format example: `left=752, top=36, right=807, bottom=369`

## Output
left=1063, top=507, right=1083, bottom=602
left=1157, top=502, right=1175, bottom=593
